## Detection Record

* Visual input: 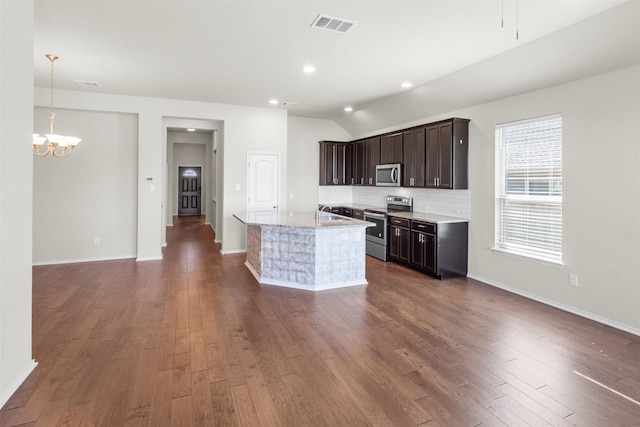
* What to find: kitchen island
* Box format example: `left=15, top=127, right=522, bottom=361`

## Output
left=234, top=211, right=373, bottom=291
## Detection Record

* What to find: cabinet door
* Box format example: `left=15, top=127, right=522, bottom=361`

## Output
left=402, top=130, right=414, bottom=187
left=398, top=226, right=410, bottom=263
left=381, top=133, right=403, bottom=164
left=437, top=122, right=453, bottom=189
left=353, top=141, right=365, bottom=185
left=335, top=143, right=352, bottom=185
left=403, top=128, right=426, bottom=187
left=410, top=230, right=424, bottom=269
left=423, top=232, right=437, bottom=276
left=365, top=137, right=380, bottom=186
left=426, top=125, right=439, bottom=188
left=389, top=225, right=401, bottom=261
left=319, top=142, right=335, bottom=185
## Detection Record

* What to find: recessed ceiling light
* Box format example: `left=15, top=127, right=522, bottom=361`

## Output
left=401, top=82, right=413, bottom=88
left=269, top=99, right=279, bottom=105
left=344, top=106, right=353, bottom=112
left=303, top=65, right=316, bottom=73
left=187, top=128, right=196, bottom=132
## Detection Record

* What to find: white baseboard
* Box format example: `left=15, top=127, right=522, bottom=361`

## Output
left=135, top=255, right=163, bottom=262
left=467, top=273, right=640, bottom=337
left=32, top=255, right=136, bottom=266
left=220, top=249, right=246, bottom=255
left=0, top=359, right=37, bottom=408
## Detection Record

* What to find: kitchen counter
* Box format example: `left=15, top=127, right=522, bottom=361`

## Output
left=234, top=211, right=373, bottom=292
left=234, top=211, right=372, bottom=228
left=387, top=211, right=469, bottom=224
left=323, top=203, right=468, bottom=223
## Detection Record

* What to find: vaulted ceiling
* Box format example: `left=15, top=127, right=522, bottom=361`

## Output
left=34, top=1, right=640, bottom=135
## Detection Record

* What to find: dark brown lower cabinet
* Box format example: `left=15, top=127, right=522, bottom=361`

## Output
left=410, top=223, right=437, bottom=277
left=394, top=218, right=468, bottom=280
left=388, top=217, right=410, bottom=264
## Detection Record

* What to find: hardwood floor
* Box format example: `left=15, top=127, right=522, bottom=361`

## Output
left=2, top=215, right=639, bottom=426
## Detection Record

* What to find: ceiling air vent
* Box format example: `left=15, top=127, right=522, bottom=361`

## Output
left=310, top=14, right=356, bottom=34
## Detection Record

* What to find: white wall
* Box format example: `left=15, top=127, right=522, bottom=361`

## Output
left=32, top=89, right=288, bottom=257
left=33, top=109, right=138, bottom=264
left=463, top=65, right=640, bottom=333
left=0, top=0, right=37, bottom=407
left=287, top=116, right=351, bottom=211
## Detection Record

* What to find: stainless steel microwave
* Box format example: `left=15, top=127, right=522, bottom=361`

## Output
left=375, top=163, right=401, bottom=187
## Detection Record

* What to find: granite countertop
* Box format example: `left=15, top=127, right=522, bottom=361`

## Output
left=234, top=211, right=374, bottom=229
left=387, top=211, right=469, bottom=224
left=321, top=203, right=381, bottom=211
left=323, top=203, right=468, bottom=224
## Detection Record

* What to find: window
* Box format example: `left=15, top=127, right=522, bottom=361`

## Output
left=495, top=114, right=562, bottom=264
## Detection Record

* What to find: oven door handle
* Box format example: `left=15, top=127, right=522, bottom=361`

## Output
left=364, top=212, right=386, bottom=219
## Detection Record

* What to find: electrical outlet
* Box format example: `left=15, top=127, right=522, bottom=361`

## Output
left=569, top=273, right=578, bottom=287
left=94, top=237, right=101, bottom=245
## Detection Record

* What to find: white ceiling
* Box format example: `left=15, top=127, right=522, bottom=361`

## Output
left=34, top=1, right=639, bottom=135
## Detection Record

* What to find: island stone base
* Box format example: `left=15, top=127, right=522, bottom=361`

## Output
left=245, top=224, right=367, bottom=291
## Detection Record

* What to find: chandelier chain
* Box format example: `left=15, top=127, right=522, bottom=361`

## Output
left=47, top=54, right=58, bottom=135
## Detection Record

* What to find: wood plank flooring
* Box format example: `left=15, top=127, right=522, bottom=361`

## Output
left=2, top=215, right=639, bottom=426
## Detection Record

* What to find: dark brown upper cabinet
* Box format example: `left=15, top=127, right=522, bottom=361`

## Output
left=403, top=127, right=426, bottom=187
left=364, top=137, right=380, bottom=186
left=352, top=140, right=365, bottom=185
left=425, top=118, right=469, bottom=189
left=318, top=141, right=352, bottom=185
left=318, top=117, right=469, bottom=189
left=380, top=132, right=403, bottom=164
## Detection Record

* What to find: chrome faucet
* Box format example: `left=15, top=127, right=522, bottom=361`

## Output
left=316, top=205, right=331, bottom=220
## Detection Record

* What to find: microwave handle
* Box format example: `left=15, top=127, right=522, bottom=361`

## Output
left=391, top=167, right=398, bottom=183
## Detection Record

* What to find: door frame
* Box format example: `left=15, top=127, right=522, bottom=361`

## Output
left=176, top=165, right=203, bottom=215
left=246, top=151, right=280, bottom=213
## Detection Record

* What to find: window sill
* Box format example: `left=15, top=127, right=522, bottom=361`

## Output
left=490, top=247, right=565, bottom=268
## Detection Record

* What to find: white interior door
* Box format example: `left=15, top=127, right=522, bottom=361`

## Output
left=248, top=153, right=279, bottom=212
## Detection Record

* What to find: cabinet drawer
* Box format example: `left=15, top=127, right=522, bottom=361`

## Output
left=411, top=220, right=436, bottom=234
left=389, top=217, right=410, bottom=228
left=343, top=208, right=352, bottom=217
left=352, top=209, right=364, bottom=220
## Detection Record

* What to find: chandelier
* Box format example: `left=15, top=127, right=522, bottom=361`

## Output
left=33, top=54, right=81, bottom=157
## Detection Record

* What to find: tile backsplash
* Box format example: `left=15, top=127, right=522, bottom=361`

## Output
left=318, top=186, right=471, bottom=219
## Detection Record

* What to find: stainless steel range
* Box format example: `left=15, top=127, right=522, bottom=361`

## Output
left=364, top=196, right=413, bottom=261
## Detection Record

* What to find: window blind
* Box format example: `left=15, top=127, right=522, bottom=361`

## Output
left=495, top=114, right=562, bottom=263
